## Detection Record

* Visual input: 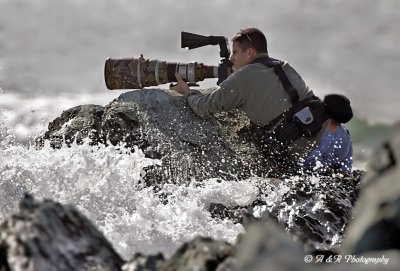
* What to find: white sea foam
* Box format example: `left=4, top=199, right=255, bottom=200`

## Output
left=0, top=115, right=249, bottom=258
left=0, top=108, right=361, bottom=258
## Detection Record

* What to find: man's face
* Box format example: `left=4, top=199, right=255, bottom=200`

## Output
left=230, top=41, right=255, bottom=71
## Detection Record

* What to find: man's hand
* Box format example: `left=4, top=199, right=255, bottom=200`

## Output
left=169, top=72, right=189, bottom=95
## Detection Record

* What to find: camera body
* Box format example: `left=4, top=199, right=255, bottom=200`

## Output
left=104, top=32, right=232, bottom=90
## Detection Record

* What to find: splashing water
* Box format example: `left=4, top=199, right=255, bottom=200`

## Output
left=0, top=113, right=249, bottom=258
left=0, top=119, right=360, bottom=260
left=0, top=99, right=359, bottom=259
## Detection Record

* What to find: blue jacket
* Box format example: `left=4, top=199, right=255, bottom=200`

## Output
left=303, top=124, right=353, bottom=173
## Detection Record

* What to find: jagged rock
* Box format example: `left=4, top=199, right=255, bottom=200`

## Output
left=36, top=89, right=268, bottom=184
left=224, top=218, right=307, bottom=271
left=208, top=203, right=251, bottom=225
left=0, top=194, right=123, bottom=271
left=208, top=170, right=363, bottom=252
left=341, top=122, right=400, bottom=254
left=224, top=217, right=400, bottom=271
left=35, top=104, right=105, bottom=148
left=122, top=253, right=165, bottom=271
left=159, top=236, right=234, bottom=271
left=273, top=171, right=362, bottom=251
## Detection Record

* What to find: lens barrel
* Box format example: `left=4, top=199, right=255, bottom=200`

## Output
left=105, top=57, right=218, bottom=90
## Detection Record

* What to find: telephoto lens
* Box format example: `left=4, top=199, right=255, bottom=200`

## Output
left=104, top=56, right=218, bottom=90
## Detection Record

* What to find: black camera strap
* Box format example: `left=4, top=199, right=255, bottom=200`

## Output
left=252, top=57, right=299, bottom=105
left=250, top=57, right=301, bottom=130
left=251, top=57, right=329, bottom=143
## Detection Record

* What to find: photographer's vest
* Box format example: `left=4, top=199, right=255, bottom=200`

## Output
left=249, top=57, right=330, bottom=163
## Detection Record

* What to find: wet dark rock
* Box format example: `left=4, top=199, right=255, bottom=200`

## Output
left=341, top=123, right=400, bottom=255
left=208, top=203, right=251, bottom=225
left=207, top=170, right=363, bottom=252
left=36, top=89, right=267, bottom=184
left=0, top=194, right=123, bottom=271
left=123, top=253, right=165, bottom=271
left=36, top=104, right=105, bottom=148
left=224, top=218, right=307, bottom=271
left=159, top=237, right=234, bottom=271
left=275, top=171, right=364, bottom=251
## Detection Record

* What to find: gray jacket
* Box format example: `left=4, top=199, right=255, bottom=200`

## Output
left=183, top=54, right=325, bottom=160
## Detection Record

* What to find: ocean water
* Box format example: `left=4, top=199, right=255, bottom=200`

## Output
left=0, top=131, right=247, bottom=258
left=0, top=0, right=398, bottom=260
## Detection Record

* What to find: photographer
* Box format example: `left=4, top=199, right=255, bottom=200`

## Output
left=171, top=27, right=348, bottom=175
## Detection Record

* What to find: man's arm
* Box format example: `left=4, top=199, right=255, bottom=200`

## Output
left=170, top=72, right=244, bottom=118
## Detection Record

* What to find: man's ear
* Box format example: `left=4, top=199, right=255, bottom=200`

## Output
left=247, top=47, right=257, bottom=59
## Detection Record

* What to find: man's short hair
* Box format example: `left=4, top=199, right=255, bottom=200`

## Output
left=232, top=28, right=268, bottom=54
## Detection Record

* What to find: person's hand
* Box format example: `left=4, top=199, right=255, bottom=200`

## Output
left=169, top=72, right=189, bottom=95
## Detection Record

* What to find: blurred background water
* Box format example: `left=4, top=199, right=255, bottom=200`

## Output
left=0, top=0, right=398, bottom=259
left=1, top=0, right=398, bottom=139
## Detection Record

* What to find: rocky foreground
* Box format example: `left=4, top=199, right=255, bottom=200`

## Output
left=1, top=89, right=399, bottom=270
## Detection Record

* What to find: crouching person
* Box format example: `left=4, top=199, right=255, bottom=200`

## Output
left=301, top=94, right=353, bottom=174
left=171, top=27, right=328, bottom=177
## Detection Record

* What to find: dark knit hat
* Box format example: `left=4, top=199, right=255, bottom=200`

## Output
left=324, top=94, right=353, bottom=123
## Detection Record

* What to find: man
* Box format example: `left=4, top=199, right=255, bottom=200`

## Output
left=171, top=27, right=326, bottom=175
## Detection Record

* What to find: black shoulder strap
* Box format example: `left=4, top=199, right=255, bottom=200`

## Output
left=252, top=57, right=299, bottom=105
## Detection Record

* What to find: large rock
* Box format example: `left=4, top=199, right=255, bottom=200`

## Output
left=159, top=237, right=234, bottom=271
left=263, top=172, right=362, bottom=251
left=122, top=253, right=165, bottom=271
left=0, top=194, right=123, bottom=271
left=340, top=122, right=400, bottom=254
left=207, top=171, right=363, bottom=253
left=221, top=218, right=307, bottom=271
left=36, top=89, right=267, bottom=184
